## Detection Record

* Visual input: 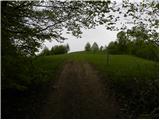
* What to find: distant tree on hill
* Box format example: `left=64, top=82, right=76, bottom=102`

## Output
left=40, top=46, right=50, bottom=56
left=39, top=44, right=70, bottom=56
left=107, top=41, right=119, bottom=54
left=66, top=44, right=70, bottom=52
left=85, top=42, right=91, bottom=51
left=91, top=42, right=99, bottom=52
left=100, top=46, right=103, bottom=51
left=117, top=31, right=129, bottom=53
left=51, top=45, right=69, bottom=55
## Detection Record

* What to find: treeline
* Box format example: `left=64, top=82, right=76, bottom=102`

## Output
left=85, top=26, right=158, bottom=61
left=107, top=26, right=158, bottom=61
left=39, top=44, right=70, bottom=56
left=85, top=42, right=104, bottom=52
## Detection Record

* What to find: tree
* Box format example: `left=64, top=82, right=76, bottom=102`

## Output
left=110, top=1, right=158, bottom=32
left=85, top=42, right=91, bottom=51
left=126, top=25, right=159, bottom=60
left=91, top=42, right=99, bottom=52
left=43, top=44, right=70, bottom=55
left=2, top=1, right=41, bottom=56
left=53, top=45, right=69, bottom=55
left=1, top=1, right=112, bottom=56
left=107, top=41, right=119, bottom=54
left=40, top=46, right=50, bottom=56
left=100, top=46, right=104, bottom=51
left=107, top=25, right=159, bottom=61
left=66, top=44, right=70, bottom=53
left=117, top=31, right=129, bottom=53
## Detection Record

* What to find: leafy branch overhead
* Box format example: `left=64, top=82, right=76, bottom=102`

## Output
left=2, top=0, right=159, bottom=56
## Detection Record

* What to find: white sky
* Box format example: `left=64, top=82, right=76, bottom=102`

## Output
left=41, top=25, right=119, bottom=53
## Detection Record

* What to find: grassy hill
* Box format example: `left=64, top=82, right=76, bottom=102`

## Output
left=35, top=52, right=158, bottom=83
left=34, top=52, right=158, bottom=118
left=2, top=52, right=158, bottom=118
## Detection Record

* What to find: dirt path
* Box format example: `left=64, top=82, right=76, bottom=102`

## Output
left=39, top=61, right=120, bottom=118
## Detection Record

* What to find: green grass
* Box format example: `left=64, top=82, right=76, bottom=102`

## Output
left=3, top=52, right=158, bottom=118
left=33, top=52, right=158, bottom=118
left=65, top=52, right=158, bottom=81
left=67, top=52, right=158, bottom=118
left=34, top=52, right=158, bottom=84
left=34, top=55, right=66, bottom=74
left=32, top=54, right=67, bottom=84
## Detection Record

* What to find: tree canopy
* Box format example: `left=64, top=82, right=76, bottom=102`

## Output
left=2, top=0, right=159, bottom=56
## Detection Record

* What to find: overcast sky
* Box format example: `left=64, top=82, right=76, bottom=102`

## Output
left=41, top=25, right=119, bottom=53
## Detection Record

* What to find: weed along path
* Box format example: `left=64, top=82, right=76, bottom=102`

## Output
left=39, top=60, right=120, bottom=119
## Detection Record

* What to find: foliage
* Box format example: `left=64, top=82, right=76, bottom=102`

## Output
left=40, top=44, right=70, bottom=56
left=85, top=42, right=91, bottom=51
left=91, top=42, right=99, bottom=52
left=2, top=1, right=111, bottom=56
left=2, top=55, right=66, bottom=118
left=110, top=0, right=159, bottom=33
left=99, top=46, right=104, bottom=51
left=107, top=41, right=119, bottom=54
left=2, top=1, right=158, bottom=56
left=107, top=25, right=159, bottom=61
left=51, top=45, right=69, bottom=55
left=2, top=1, right=41, bottom=56
left=40, top=46, right=50, bottom=56
left=1, top=55, right=45, bottom=91
left=117, top=31, right=129, bottom=53
left=85, top=42, right=102, bottom=53
left=66, top=44, right=70, bottom=52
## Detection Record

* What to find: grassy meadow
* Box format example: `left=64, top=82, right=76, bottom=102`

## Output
left=32, top=52, right=158, bottom=118
left=41, top=52, right=158, bottom=83
left=2, top=52, right=158, bottom=118
left=66, top=52, right=158, bottom=118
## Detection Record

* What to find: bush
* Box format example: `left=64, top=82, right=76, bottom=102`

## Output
left=2, top=55, right=33, bottom=91
left=134, top=43, right=158, bottom=61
